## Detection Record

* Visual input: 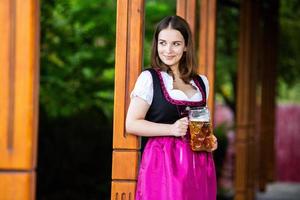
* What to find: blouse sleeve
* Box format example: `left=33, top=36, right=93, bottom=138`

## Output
left=130, top=70, right=153, bottom=105
left=199, top=75, right=210, bottom=100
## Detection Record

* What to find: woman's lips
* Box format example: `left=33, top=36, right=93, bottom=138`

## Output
left=164, top=55, right=175, bottom=59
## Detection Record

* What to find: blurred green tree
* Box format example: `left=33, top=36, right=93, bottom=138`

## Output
left=40, top=0, right=175, bottom=120
left=40, top=0, right=116, bottom=119
left=216, top=0, right=300, bottom=112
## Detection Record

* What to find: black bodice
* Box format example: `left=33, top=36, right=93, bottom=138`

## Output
left=144, top=68, right=207, bottom=124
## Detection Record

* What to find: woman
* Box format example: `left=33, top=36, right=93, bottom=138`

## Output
left=126, top=15, right=217, bottom=200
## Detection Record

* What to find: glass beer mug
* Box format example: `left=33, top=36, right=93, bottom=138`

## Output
left=188, top=107, right=214, bottom=151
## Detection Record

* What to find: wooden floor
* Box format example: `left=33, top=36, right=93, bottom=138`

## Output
left=256, top=182, right=300, bottom=200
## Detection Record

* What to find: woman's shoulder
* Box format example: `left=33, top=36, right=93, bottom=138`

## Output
left=194, top=74, right=209, bottom=97
left=192, top=73, right=208, bottom=83
left=142, top=67, right=162, bottom=73
left=140, top=67, right=164, bottom=79
left=135, top=69, right=153, bottom=86
left=140, top=69, right=152, bottom=76
left=198, top=74, right=208, bottom=83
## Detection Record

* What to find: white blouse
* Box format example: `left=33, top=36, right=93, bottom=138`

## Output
left=130, top=70, right=209, bottom=105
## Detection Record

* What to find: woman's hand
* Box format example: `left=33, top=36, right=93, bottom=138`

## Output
left=170, top=117, right=189, bottom=137
left=205, top=135, right=218, bottom=152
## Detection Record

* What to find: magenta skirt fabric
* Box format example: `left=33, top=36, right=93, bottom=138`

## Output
left=135, top=136, right=217, bottom=200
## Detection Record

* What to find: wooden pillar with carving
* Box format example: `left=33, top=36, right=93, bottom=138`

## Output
left=198, top=0, right=217, bottom=119
left=0, top=0, right=40, bottom=199
left=258, top=0, right=278, bottom=191
left=111, top=0, right=144, bottom=199
left=235, top=0, right=259, bottom=200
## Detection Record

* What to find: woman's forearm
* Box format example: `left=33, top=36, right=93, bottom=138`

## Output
left=126, top=119, right=172, bottom=137
left=125, top=97, right=187, bottom=137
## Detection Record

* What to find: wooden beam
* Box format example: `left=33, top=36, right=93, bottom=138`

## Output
left=258, top=0, right=279, bottom=191
left=0, top=0, right=39, bottom=199
left=198, top=0, right=217, bottom=120
left=235, top=0, right=259, bottom=199
left=111, top=0, right=145, bottom=198
left=265, top=0, right=278, bottom=184
left=112, top=0, right=144, bottom=150
left=176, top=0, right=196, bottom=38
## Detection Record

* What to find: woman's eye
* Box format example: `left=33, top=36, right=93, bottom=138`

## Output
left=159, top=41, right=166, bottom=45
left=174, top=42, right=181, bottom=46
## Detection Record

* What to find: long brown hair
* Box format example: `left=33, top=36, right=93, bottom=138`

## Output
left=150, top=15, right=197, bottom=83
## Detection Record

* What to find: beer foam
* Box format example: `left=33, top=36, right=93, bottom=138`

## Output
left=190, top=115, right=210, bottom=122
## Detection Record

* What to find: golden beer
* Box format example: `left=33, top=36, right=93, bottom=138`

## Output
left=188, top=107, right=215, bottom=151
left=189, top=121, right=214, bottom=151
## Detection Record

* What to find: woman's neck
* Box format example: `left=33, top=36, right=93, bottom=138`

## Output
left=169, top=65, right=180, bottom=79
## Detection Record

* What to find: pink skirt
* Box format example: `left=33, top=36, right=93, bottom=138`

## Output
left=135, top=136, right=217, bottom=200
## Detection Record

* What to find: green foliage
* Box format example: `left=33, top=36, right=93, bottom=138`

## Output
left=40, top=0, right=116, bottom=119
left=215, top=0, right=300, bottom=108
left=277, top=81, right=300, bottom=103
left=40, top=0, right=176, bottom=119
left=278, top=0, right=300, bottom=89
left=40, top=0, right=300, bottom=120
left=215, top=5, right=239, bottom=111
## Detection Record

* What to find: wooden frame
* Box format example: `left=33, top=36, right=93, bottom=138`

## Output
left=0, top=0, right=40, bottom=199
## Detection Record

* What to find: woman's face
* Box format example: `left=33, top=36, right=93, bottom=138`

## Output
left=157, top=28, right=186, bottom=69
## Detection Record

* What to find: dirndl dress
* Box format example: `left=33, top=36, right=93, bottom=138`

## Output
left=134, top=69, right=217, bottom=200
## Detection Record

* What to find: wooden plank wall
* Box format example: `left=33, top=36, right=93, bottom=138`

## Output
left=111, top=0, right=144, bottom=199
left=0, top=0, right=39, bottom=199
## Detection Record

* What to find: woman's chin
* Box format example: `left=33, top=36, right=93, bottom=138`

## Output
left=162, top=60, right=178, bottom=67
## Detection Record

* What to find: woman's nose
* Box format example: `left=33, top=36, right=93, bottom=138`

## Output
left=166, top=44, right=173, bottom=53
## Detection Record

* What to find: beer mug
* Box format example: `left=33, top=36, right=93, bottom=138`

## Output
left=188, top=107, right=214, bottom=151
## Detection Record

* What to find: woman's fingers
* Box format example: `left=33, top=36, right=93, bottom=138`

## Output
left=180, top=117, right=189, bottom=125
left=205, top=135, right=218, bottom=152
left=172, top=117, right=189, bottom=137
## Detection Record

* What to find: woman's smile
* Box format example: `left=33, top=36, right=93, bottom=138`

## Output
left=164, top=55, right=176, bottom=59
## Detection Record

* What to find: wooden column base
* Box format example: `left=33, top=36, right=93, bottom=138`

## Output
left=0, top=171, right=35, bottom=200
left=111, top=181, right=136, bottom=200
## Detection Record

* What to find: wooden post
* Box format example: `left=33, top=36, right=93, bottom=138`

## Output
left=0, top=0, right=39, bottom=199
left=254, top=3, right=263, bottom=192
left=198, top=0, right=217, bottom=119
left=265, top=0, right=278, bottom=184
left=176, top=0, right=196, bottom=38
left=235, top=0, right=259, bottom=200
left=111, top=0, right=144, bottom=199
left=258, top=0, right=278, bottom=190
